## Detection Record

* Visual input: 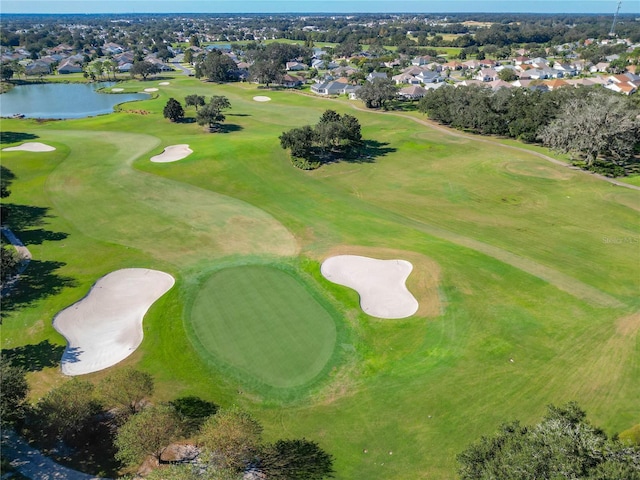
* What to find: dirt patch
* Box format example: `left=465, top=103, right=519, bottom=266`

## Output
left=502, top=160, right=573, bottom=181
left=616, top=311, right=640, bottom=336
left=318, top=245, right=442, bottom=318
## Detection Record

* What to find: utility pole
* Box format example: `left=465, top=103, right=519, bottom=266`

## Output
left=609, top=1, right=622, bottom=37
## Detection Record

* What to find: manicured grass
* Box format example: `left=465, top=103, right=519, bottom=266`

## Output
left=188, top=265, right=338, bottom=393
left=1, top=75, right=638, bottom=479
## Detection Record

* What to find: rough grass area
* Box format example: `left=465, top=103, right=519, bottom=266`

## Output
left=188, top=265, right=338, bottom=393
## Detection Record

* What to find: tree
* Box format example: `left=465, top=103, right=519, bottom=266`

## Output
left=279, top=125, right=314, bottom=158
left=498, top=68, right=517, bottom=82
left=1, top=62, right=14, bottom=81
left=36, top=378, right=101, bottom=441
left=356, top=77, right=397, bottom=109
left=0, top=357, right=29, bottom=427
left=185, top=94, right=205, bottom=111
left=163, top=97, right=185, bottom=122
left=249, top=59, right=283, bottom=87
left=259, top=439, right=335, bottom=480
left=457, top=402, right=640, bottom=480
left=130, top=60, right=160, bottom=80
left=196, top=50, right=239, bottom=82
left=97, top=367, right=154, bottom=418
left=198, top=407, right=263, bottom=472
left=196, top=96, right=231, bottom=131
left=144, top=464, right=241, bottom=480
left=102, top=58, right=118, bottom=81
left=189, top=35, right=200, bottom=47
left=115, top=404, right=183, bottom=467
left=538, top=90, right=639, bottom=166
left=183, top=49, right=194, bottom=64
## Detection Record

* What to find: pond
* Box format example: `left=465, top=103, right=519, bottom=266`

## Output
left=0, top=82, right=149, bottom=119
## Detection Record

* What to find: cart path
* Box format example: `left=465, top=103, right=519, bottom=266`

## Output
left=1, top=430, right=110, bottom=480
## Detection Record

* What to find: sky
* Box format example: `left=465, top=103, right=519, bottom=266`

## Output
left=1, top=1, right=637, bottom=15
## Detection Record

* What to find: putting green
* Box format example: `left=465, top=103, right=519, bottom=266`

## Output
left=189, top=265, right=337, bottom=390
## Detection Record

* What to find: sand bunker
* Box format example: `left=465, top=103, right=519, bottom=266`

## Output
left=321, top=255, right=419, bottom=319
left=158, top=81, right=170, bottom=86
left=53, top=268, right=175, bottom=375
left=150, top=144, right=193, bottom=163
left=253, top=96, right=272, bottom=102
left=111, top=87, right=124, bottom=92
left=144, top=87, right=159, bottom=92
left=2, top=142, right=55, bottom=152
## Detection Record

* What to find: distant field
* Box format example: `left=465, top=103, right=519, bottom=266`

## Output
left=1, top=73, right=638, bottom=479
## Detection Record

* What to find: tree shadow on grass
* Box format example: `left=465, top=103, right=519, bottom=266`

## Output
left=18, top=229, right=68, bottom=245
left=1, top=340, right=66, bottom=371
left=1, top=259, right=77, bottom=322
left=322, top=140, right=397, bottom=165
left=215, top=123, right=243, bottom=134
left=0, top=132, right=39, bottom=145
left=2, top=203, right=50, bottom=231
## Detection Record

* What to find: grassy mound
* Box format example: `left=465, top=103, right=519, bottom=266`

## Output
left=189, top=265, right=338, bottom=393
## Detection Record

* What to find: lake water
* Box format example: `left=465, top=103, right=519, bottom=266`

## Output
left=0, top=82, right=149, bottom=119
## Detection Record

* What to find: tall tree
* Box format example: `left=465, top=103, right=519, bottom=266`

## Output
left=130, top=60, right=160, bottom=80
left=457, top=402, right=640, bottom=480
left=356, top=77, right=397, bottom=109
left=184, top=94, right=205, bottom=111
left=115, top=404, right=183, bottom=467
left=163, top=97, right=185, bottom=122
left=198, top=407, right=263, bottom=472
left=538, top=90, right=639, bottom=166
left=97, top=367, right=154, bottom=418
left=249, top=59, right=282, bottom=87
left=196, top=96, right=231, bottom=131
left=0, top=357, right=29, bottom=427
left=196, top=50, right=238, bottom=82
left=36, top=378, right=101, bottom=441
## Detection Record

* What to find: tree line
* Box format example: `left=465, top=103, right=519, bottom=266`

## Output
left=0, top=359, right=334, bottom=479
left=417, top=85, right=640, bottom=176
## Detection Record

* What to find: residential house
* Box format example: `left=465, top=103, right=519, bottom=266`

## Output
left=398, top=85, right=427, bottom=100
left=415, top=70, right=441, bottom=84
left=487, top=79, right=514, bottom=90
left=57, top=58, right=83, bottom=74
left=543, top=78, right=570, bottom=90
left=286, top=61, right=307, bottom=71
left=589, top=62, right=610, bottom=73
left=281, top=74, right=303, bottom=88
left=367, top=71, right=388, bottom=82
left=311, top=79, right=349, bottom=95
left=392, top=72, right=421, bottom=85
left=475, top=68, right=499, bottom=82
left=103, top=42, right=124, bottom=55
left=411, top=55, right=434, bottom=66
left=25, top=60, right=52, bottom=76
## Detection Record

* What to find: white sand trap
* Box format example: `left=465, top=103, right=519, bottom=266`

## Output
left=144, top=87, right=159, bottom=92
left=321, top=255, right=418, bottom=319
left=2, top=142, right=55, bottom=152
left=158, top=81, right=170, bottom=85
left=253, top=95, right=271, bottom=102
left=150, top=144, right=193, bottom=163
left=111, top=87, right=124, bottom=92
left=53, top=268, right=175, bottom=375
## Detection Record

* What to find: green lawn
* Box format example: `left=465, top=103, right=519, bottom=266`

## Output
left=188, top=265, right=339, bottom=394
left=1, top=73, right=638, bottom=479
